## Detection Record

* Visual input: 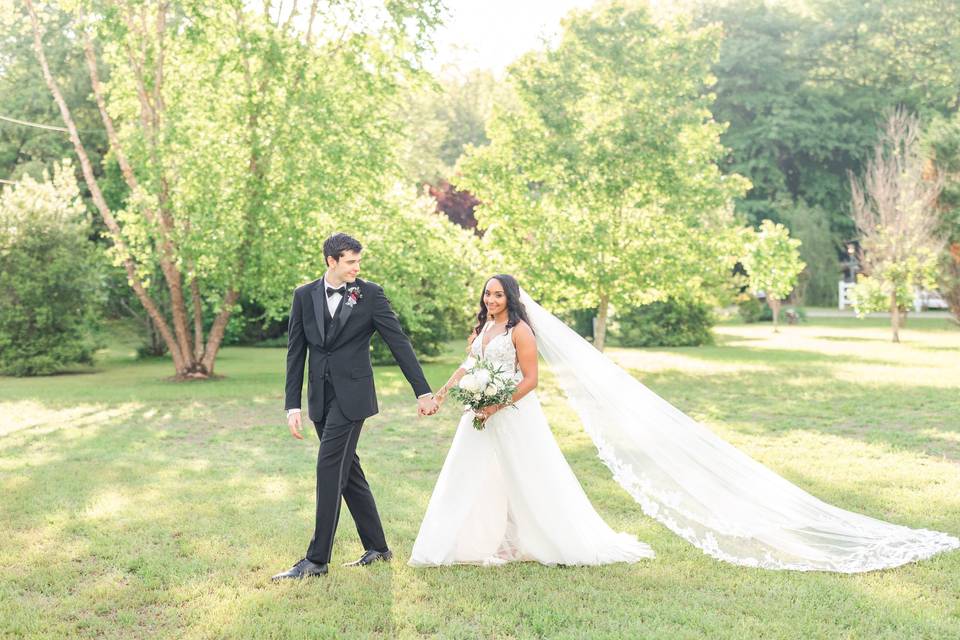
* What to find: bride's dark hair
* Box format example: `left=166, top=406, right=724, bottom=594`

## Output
left=472, top=274, right=534, bottom=337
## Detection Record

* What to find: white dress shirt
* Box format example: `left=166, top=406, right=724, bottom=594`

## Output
left=322, top=277, right=343, bottom=317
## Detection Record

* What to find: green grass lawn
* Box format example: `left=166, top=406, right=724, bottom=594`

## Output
left=1, top=317, right=959, bottom=639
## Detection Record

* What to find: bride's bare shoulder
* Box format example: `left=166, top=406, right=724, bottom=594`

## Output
left=511, top=320, right=535, bottom=342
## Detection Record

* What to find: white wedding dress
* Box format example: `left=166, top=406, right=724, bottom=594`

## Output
left=410, top=290, right=959, bottom=572
left=409, top=320, right=655, bottom=567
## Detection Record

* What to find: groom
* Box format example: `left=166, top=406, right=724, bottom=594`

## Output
left=273, top=233, right=438, bottom=580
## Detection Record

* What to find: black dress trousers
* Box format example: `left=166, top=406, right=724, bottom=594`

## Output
left=305, top=376, right=388, bottom=564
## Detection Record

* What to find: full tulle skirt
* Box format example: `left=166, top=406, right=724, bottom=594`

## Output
left=409, top=391, right=655, bottom=567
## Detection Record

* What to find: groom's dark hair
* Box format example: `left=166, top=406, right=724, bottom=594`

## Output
left=323, top=233, right=363, bottom=264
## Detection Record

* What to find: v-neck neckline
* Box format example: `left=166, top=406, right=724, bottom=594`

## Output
left=480, top=320, right=508, bottom=357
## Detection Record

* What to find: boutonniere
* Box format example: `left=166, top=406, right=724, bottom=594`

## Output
left=345, top=285, right=362, bottom=308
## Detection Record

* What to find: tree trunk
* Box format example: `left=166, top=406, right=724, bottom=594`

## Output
left=110, top=4, right=204, bottom=377
left=191, top=274, right=205, bottom=361
left=943, top=245, right=960, bottom=325
left=147, top=315, right=167, bottom=356
left=889, top=290, right=901, bottom=343
left=946, top=286, right=960, bottom=326
left=594, top=294, right=609, bottom=351
left=200, top=289, right=240, bottom=375
left=769, top=297, right=781, bottom=333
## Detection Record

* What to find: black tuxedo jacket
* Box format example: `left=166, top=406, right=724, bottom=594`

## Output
left=284, top=277, right=431, bottom=422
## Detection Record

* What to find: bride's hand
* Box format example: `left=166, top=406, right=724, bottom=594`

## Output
left=476, top=405, right=501, bottom=421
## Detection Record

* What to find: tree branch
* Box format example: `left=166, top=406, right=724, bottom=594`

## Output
left=305, top=0, right=319, bottom=47
left=201, top=289, right=239, bottom=373
left=87, top=2, right=196, bottom=367
left=190, top=270, right=204, bottom=361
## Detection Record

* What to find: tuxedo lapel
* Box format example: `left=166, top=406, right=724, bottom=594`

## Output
left=335, top=296, right=355, bottom=339
left=328, top=283, right=361, bottom=346
left=310, top=281, right=326, bottom=344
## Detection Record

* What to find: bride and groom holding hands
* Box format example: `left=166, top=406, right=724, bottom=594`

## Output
left=273, top=232, right=959, bottom=581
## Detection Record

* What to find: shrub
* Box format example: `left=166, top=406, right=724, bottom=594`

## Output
left=0, top=164, right=103, bottom=375
left=737, top=294, right=764, bottom=323
left=554, top=308, right=596, bottom=339
left=610, top=299, right=715, bottom=348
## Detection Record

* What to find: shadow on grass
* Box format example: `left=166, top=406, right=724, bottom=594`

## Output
left=1, top=401, right=408, bottom=634
left=640, top=345, right=898, bottom=367
left=607, top=357, right=960, bottom=462
left=816, top=335, right=891, bottom=343
left=914, top=343, right=960, bottom=352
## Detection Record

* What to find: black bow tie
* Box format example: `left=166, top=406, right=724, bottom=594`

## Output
left=326, top=285, right=346, bottom=298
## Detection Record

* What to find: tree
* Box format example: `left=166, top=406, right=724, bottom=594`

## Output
left=427, top=179, right=481, bottom=232
left=926, top=112, right=960, bottom=325
left=695, top=1, right=842, bottom=225
left=779, top=200, right=840, bottom=306
left=0, top=163, right=102, bottom=375
left=694, top=0, right=960, bottom=304
left=699, top=0, right=960, bottom=226
left=806, top=0, right=960, bottom=116
left=24, top=0, right=440, bottom=378
left=356, top=185, right=487, bottom=363
left=457, top=2, right=749, bottom=350
left=741, top=219, right=805, bottom=332
left=393, top=69, right=495, bottom=231
left=849, top=108, right=944, bottom=343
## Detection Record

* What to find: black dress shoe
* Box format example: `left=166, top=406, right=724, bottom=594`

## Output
left=343, top=549, right=393, bottom=567
left=271, top=557, right=328, bottom=581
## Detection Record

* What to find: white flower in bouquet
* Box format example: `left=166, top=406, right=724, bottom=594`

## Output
left=473, top=369, right=491, bottom=388
left=483, top=383, right=498, bottom=397
left=458, top=373, right=481, bottom=393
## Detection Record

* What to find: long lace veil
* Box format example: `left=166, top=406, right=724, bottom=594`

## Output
left=518, top=288, right=959, bottom=572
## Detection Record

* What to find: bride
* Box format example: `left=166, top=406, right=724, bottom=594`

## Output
left=409, top=273, right=654, bottom=566
left=409, top=274, right=959, bottom=572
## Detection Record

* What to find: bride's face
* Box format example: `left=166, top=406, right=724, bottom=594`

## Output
left=483, top=279, right=507, bottom=318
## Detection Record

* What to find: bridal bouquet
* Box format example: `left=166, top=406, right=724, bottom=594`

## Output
left=449, top=357, right=518, bottom=430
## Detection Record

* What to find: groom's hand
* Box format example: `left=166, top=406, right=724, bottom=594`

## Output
left=417, top=395, right=439, bottom=416
left=288, top=411, right=304, bottom=439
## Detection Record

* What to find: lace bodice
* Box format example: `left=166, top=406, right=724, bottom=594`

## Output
left=469, top=321, right=519, bottom=376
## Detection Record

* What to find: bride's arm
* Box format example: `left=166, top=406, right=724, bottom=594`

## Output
left=510, top=322, right=538, bottom=402
left=435, top=334, right=478, bottom=404
left=436, top=367, right=467, bottom=404
left=477, top=322, right=537, bottom=419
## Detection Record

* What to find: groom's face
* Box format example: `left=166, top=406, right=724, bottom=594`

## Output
left=327, top=250, right=361, bottom=283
